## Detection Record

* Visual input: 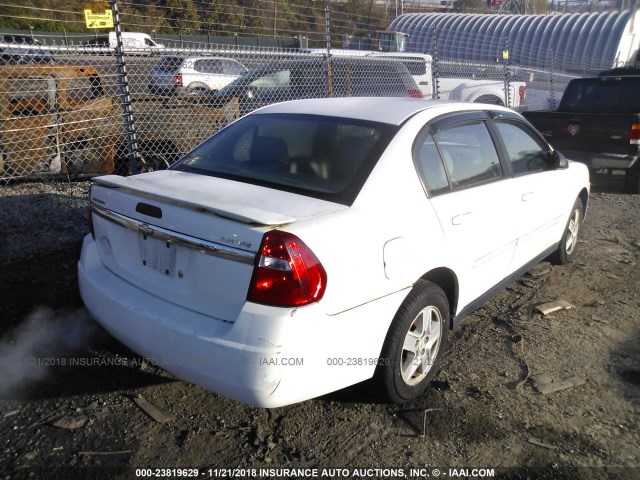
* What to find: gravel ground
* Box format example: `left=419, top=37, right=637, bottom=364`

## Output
left=0, top=173, right=638, bottom=480
left=0, top=180, right=91, bottom=264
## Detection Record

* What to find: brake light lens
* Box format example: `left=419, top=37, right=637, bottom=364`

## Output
left=630, top=123, right=640, bottom=144
left=519, top=85, right=526, bottom=105
left=173, top=73, right=183, bottom=87
left=248, top=231, right=327, bottom=307
left=408, top=89, right=423, bottom=99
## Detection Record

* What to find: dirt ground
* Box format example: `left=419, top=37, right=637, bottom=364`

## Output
left=0, top=172, right=638, bottom=480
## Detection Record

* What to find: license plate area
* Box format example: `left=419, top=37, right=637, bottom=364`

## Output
left=138, top=233, right=177, bottom=277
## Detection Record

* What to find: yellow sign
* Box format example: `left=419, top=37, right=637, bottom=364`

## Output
left=502, top=49, right=509, bottom=60
left=84, top=9, right=113, bottom=29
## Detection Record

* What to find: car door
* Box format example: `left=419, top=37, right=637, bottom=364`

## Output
left=489, top=112, right=567, bottom=273
left=414, top=112, right=518, bottom=309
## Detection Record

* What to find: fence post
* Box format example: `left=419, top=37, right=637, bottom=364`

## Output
left=549, top=49, right=556, bottom=110
left=324, top=0, right=333, bottom=98
left=110, top=0, right=140, bottom=174
left=431, top=29, right=439, bottom=100
left=503, top=38, right=511, bottom=107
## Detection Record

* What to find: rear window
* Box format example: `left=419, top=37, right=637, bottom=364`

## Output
left=172, top=113, right=398, bottom=205
left=560, top=78, right=640, bottom=113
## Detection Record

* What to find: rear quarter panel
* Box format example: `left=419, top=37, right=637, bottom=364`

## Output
left=284, top=106, right=454, bottom=318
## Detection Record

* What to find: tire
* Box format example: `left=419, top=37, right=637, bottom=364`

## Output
left=624, top=162, right=640, bottom=194
left=551, top=197, right=584, bottom=265
left=372, top=281, right=449, bottom=403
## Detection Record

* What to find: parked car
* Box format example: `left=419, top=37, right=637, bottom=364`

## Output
left=79, top=97, right=590, bottom=408
left=212, top=56, right=423, bottom=115
left=303, top=50, right=527, bottom=109
left=0, top=34, right=54, bottom=64
left=149, top=56, right=247, bottom=95
left=523, top=73, right=640, bottom=193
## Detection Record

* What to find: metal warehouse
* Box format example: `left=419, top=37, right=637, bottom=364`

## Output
left=389, top=10, right=640, bottom=71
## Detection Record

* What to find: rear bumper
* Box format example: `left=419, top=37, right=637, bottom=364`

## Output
left=78, top=235, right=406, bottom=407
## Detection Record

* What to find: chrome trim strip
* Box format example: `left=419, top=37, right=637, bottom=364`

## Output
left=92, top=204, right=256, bottom=265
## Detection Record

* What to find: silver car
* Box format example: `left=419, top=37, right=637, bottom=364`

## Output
left=149, top=56, right=247, bottom=95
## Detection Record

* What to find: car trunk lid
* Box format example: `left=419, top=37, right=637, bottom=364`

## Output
left=90, top=171, right=346, bottom=322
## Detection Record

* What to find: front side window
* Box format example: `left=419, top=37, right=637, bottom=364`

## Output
left=172, top=113, right=398, bottom=205
left=432, top=120, right=502, bottom=189
left=494, top=120, right=553, bottom=175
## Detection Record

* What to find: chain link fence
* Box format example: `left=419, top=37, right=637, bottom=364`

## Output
left=0, top=44, right=436, bottom=182
left=1, top=0, right=612, bottom=183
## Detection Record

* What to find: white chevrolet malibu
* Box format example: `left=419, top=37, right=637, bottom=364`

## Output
left=79, top=98, right=590, bottom=407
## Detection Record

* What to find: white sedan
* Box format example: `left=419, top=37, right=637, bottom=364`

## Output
left=79, top=97, right=590, bottom=407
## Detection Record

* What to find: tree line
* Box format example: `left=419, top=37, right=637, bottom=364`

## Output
left=0, top=0, right=395, bottom=41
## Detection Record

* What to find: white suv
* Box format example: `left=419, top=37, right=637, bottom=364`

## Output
left=149, top=56, right=247, bottom=94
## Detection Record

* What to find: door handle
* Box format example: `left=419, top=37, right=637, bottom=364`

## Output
left=522, top=192, right=534, bottom=202
left=451, top=211, right=472, bottom=225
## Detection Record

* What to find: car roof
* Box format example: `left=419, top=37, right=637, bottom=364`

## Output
left=253, top=97, right=493, bottom=125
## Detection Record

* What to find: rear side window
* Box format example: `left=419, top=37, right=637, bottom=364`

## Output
left=414, top=133, right=450, bottom=196
left=195, top=59, right=223, bottom=74
left=433, top=121, right=502, bottom=189
left=172, top=113, right=398, bottom=205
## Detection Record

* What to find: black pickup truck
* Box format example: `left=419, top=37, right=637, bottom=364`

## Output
left=523, top=74, right=640, bottom=193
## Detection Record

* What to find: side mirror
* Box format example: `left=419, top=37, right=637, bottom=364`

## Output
left=552, top=150, right=568, bottom=169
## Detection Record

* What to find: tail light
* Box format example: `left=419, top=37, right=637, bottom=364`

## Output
left=408, top=89, right=423, bottom=99
left=630, top=123, right=640, bottom=145
left=248, top=230, right=327, bottom=307
left=173, top=73, right=183, bottom=87
left=519, top=85, right=526, bottom=105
